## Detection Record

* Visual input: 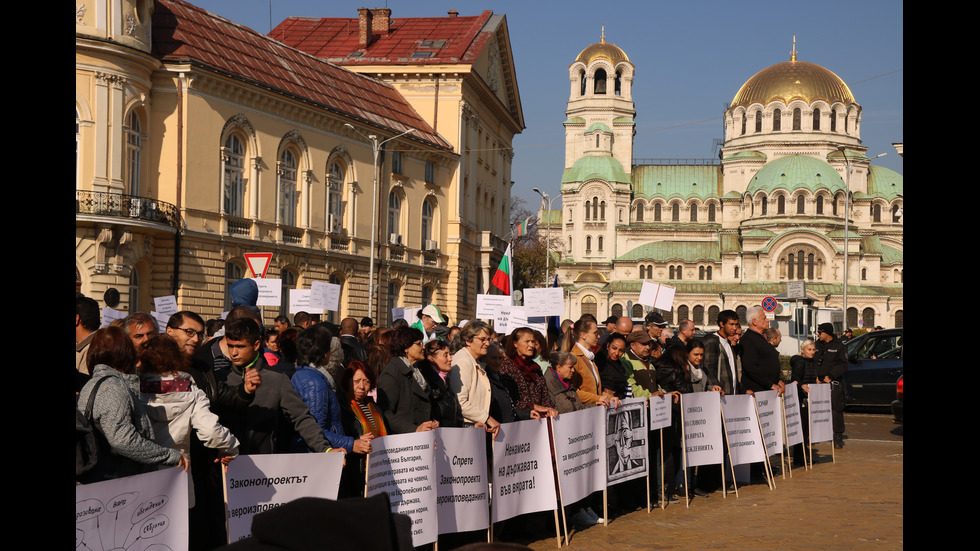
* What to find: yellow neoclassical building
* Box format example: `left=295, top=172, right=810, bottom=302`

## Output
left=75, top=0, right=523, bottom=326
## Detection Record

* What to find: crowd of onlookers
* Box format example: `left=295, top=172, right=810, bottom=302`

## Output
left=76, top=280, right=854, bottom=549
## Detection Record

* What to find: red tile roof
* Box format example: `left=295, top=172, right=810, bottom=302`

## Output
left=151, top=0, right=451, bottom=150
left=269, top=11, right=495, bottom=66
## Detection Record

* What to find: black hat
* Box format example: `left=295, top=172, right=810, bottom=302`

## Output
left=644, top=311, right=668, bottom=327
left=603, top=315, right=619, bottom=325
left=360, top=317, right=375, bottom=327
left=817, top=322, right=835, bottom=335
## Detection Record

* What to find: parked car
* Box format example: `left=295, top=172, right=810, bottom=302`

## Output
left=843, top=328, right=903, bottom=406
left=891, top=376, right=903, bottom=423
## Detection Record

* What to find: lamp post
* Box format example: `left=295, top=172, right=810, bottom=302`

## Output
left=837, top=147, right=886, bottom=329
left=344, top=123, right=416, bottom=321
left=532, top=187, right=557, bottom=284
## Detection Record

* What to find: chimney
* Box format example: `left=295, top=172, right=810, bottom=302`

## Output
left=370, top=8, right=391, bottom=36
left=448, top=9, right=459, bottom=17
left=357, top=8, right=374, bottom=49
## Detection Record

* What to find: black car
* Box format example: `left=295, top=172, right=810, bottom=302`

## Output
left=891, top=376, right=903, bottom=423
left=843, top=328, right=903, bottom=406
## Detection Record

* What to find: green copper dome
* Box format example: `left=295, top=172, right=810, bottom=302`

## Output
left=746, top=155, right=844, bottom=194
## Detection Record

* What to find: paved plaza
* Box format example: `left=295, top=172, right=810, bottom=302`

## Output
left=515, top=412, right=903, bottom=550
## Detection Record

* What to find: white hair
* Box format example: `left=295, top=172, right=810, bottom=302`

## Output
left=746, top=305, right=765, bottom=324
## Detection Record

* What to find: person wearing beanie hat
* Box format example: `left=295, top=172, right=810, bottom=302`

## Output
left=814, top=322, right=848, bottom=448
left=229, top=278, right=260, bottom=312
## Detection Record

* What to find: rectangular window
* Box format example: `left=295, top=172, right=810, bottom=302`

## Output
left=392, top=151, right=403, bottom=175
left=425, top=161, right=435, bottom=184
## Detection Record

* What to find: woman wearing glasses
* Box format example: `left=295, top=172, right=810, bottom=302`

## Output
left=376, top=326, right=440, bottom=434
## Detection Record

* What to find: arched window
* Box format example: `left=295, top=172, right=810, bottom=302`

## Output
left=708, top=203, right=716, bottom=222
left=278, top=149, right=298, bottom=226
left=600, top=201, right=606, bottom=220
left=611, top=303, right=623, bottom=317
left=862, top=307, right=875, bottom=328
left=777, top=195, right=786, bottom=215
left=594, top=69, right=607, bottom=94
left=807, top=253, right=815, bottom=280
left=597, top=236, right=604, bottom=251
left=592, top=196, right=599, bottom=220
left=736, top=305, right=747, bottom=325
left=861, top=267, right=868, bottom=280
left=125, top=111, right=142, bottom=196
left=636, top=202, right=644, bottom=222
left=675, top=265, right=683, bottom=280
left=223, top=134, right=246, bottom=217
left=797, top=249, right=805, bottom=279
left=830, top=109, right=838, bottom=132
left=706, top=266, right=712, bottom=280
left=579, top=70, right=586, bottom=96
left=582, top=295, right=598, bottom=317
left=708, top=306, right=720, bottom=325
left=788, top=253, right=795, bottom=280
left=327, top=162, right=344, bottom=232
left=816, top=195, right=824, bottom=214
left=421, top=200, right=434, bottom=245
left=741, top=112, right=747, bottom=135
left=773, top=109, right=781, bottom=131
left=586, top=236, right=592, bottom=252
left=632, top=304, right=644, bottom=318
left=793, top=108, right=801, bottom=130
left=654, top=203, right=662, bottom=221
left=755, top=110, right=762, bottom=133
left=614, top=70, right=622, bottom=96
left=873, top=203, right=882, bottom=222
left=669, top=266, right=674, bottom=279
left=699, top=266, right=705, bottom=280
left=671, top=203, right=679, bottom=222
left=421, top=285, right=433, bottom=307
left=693, top=305, right=705, bottom=325
left=690, top=203, right=698, bottom=222
left=761, top=195, right=768, bottom=215
left=388, top=191, right=402, bottom=237
left=677, top=305, right=689, bottom=322
left=812, top=108, right=821, bottom=131
left=797, top=195, right=805, bottom=214
left=734, top=266, right=739, bottom=278
left=567, top=236, right=572, bottom=252
left=639, top=264, right=646, bottom=279
left=584, top=200, right=591, bottom=220
left=895, top=310, right=903, bottom=328
left=846, top=307, right=858, bottom=329
left=892, top=204, right=901, bottom=223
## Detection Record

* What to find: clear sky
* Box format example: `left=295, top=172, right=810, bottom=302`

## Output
left=189, top=0, right=903, bottom=210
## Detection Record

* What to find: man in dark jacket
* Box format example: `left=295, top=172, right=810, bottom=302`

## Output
left=701, top=310, right=740, bottom=395
left=339, top=317, right=368, bottom=367
left=215, top=318, right=334, bottom=454
left=814, top=322, right=848, bottom=448
left=740, top=306, right=784, bottom=396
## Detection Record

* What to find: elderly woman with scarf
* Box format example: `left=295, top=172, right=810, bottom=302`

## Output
left=496, top=327, right=557, bottom=417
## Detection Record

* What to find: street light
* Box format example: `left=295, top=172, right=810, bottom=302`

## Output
left=532, top=187, right=558, bottom=284
left=344, top=123, right=416, bottom=321
left=837, top=147, right=886, bottom=329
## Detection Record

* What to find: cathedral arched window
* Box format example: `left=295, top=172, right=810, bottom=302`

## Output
left=773, top=109, right=781, bottom=131
left=600, top=201, right=606, bottom=220
left=872, top=203, right=882, bottom=222
left=632, top=304, right=645, bottom=318
left=708, top=203, right=716, bottom=222
left=892, top=203, right=901, bottom=223
left=816, top=195, right=824, bottom=214
left=671, top=203, right=680, bottom=222
left=636, top=203, right=644, bottom=222
left=669, top=266, right=674, bottom=279
left=597, top=236, right=604, bottom=251
left=580, top=70, right=586, bottom=96
left=788, top=253, right=795, bottom=280
left=699, top=266, right=705, bottom=280
left=611, top=303, right=623, bottom=317
left=615, top=70, right=622, bottom=96
left=807, top=253, right=815, bottom=279
left=862, top=307, right=875, bottom=328
left=777, top=195, right=785, bottom=215
left=830, top=109, right=838, bottom=132
left=706, top=266, right=712, bottom=280
left=693, top=306, right=705, bottom=325
left=741, top=112, right=747, bottom=135
left=690, top=203, right=698, bottom=222
left=734, top=266, right=739, bottom=278
left=568, top=236, right=572, bottom=252
left=812, top=108, right=821, bottom=131
left=677, top=305, right=689, bottom=321
left=708, top=306, right=720, bottom=325
left=654, top=203, right=662, bottom=221
left=861, top=267, right=867, bottom=280
left=586, top=236, right=592, bottom=252
left=846, top=307, right=858, bottom=329
left=592, top=196, right=599, bottom=220
left=755, top=110, right=762, bottom=133
left=797, top=195, right=805, bottom=214
left=594, top=69, right=607, bottom=94
left=793, top=108, right=801, bottom=130
left=584, top=200, right=591, bottom=220
left=760, top=195, right=768, bottom=215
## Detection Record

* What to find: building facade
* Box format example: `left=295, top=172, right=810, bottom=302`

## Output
left=555, top=38, right=903, bottom=332
left=76, top=0, right=521, bottom=326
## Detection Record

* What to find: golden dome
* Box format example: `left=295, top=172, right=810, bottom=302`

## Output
left=731, top=59, right=855, bottom=109
left=575, top=32, right=629, bottom=66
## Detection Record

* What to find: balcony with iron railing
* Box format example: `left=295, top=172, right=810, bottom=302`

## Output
left=75, top=190, right=181, bottom=230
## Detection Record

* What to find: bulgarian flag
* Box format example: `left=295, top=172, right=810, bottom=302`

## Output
left=490, top=243, right=513, bottom=296
left=513, top=218, right=531, bottom=237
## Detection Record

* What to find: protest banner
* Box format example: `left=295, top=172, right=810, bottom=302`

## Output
left=151, top=311, right=170, bottom=330
left=76, top=466, right=188, bottom=551
left=153, top=295, right=178, bottom=316
left=783, top=382, right=804, bottom=447
left=721, top=394, right=766, bottom=466
left=432, top=427, right=489, bottom=535
left=251, top=277, right=282, bottom=307
left=606, top=398, right=648, bottom=485
left=508, top=306, right=547, bottom=334
left=808, top=383, right=834, bottom=444
left=476, top=294, right=511, bottom=319
left=637, top=281, right=676, bottom=311
left=224, top=453, right=344, bottom=542
left=681, top=392, right=724, bottom=467
left=101, top=307, right=127, bottom=327
left=754, top=390, right=784, bottom=458
left=366, top=432, right=438, bottom=546
left=491, top=418, right=557, bottom=523
left=288, top=288, right=311, bottom=313
left=649, top=394, right=672, bottom=431
left=522, top=287, right=565, bottom=317
left=308, top=281, right=340, bottom=312
left=551, top=407, right=605, bottom=505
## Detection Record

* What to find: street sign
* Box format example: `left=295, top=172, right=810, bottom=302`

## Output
left=244, top=252, right=273, bottom=278
left=785, top=281, right=806, bottom=300
left=761, top=296, right=778, bottom=312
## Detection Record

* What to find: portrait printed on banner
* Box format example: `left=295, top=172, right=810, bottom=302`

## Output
left=605, top=400, right=648, bottom=484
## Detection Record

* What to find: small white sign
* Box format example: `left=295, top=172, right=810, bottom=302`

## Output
left=101, top=307, right=127, bottom=327
left=508, top=306, right=547, bottom=334
left=310, top=281, right=341, bottom=312
left=289, top=289, right=312, bottom=314
left=522, top=287, right=565, bottom=317
left=476, top=294, right=511, bottom=319
left=638, top=281, right=676, bottom=311
left=153, top=295, right=179, bottom=316
left=252, top=278, right=282, bottom=307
